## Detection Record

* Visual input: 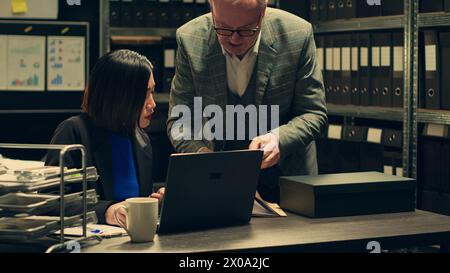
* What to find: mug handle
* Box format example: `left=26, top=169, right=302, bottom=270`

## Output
left=113, top=205, right=130, bottom=234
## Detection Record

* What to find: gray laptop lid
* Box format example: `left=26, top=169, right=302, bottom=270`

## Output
left=158, top=150, right=263, bottom=234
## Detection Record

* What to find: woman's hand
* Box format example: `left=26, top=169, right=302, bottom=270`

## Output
left=105, top=201, right=128, bottom=227
left=150, top=187, right=165, bottom=204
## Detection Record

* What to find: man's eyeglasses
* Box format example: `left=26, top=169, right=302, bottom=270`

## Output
left=213, top=27, right=260, bottom=37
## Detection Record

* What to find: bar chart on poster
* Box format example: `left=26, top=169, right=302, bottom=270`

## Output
left=5, top=35, right=46, bottom=91
left=47, top=36, right=85, bottom=91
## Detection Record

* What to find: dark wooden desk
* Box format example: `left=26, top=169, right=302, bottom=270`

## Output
left=82, top=210, right=450, bottom=253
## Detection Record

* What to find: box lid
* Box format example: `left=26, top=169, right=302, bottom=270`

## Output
left=279, top=172, right=416, bottom=195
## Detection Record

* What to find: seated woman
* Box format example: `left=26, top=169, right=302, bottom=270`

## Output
left=46, top=49, right=158, bottom=226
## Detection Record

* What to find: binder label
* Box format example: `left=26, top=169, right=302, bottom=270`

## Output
left=393, top=46, right=404, bottom=72
left=326, top=48, right=333, bottom=70
left=351, top=47, right=358, bottom=71
left=372, top=47, right=380, bottom=67
left=361, top=47, right=369, bottom=67
left=317, top=48, right=324, bottom=71
left=342, top=47, right=351, bottom=71
left=367, top=128, right=382, bottom=143
left=328, top=125, right=342, bottom=140
left=425, top=123, right=446, bottom=137
left=425, top=45, right=437, bottom=72
left=333, top=47, right=341, bottom=71
left=381, top=46, right=391, bottom=67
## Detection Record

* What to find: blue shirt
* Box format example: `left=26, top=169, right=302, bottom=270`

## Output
left=111, top=133, right=140, bottom=201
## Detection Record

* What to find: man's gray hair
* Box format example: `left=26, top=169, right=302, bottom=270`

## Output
left=208, top=0, right=267, bottom=9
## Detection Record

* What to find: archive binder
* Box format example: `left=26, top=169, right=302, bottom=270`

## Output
left=332, top=35, right=342, bottom=104
left=340, top=34, right=352, bottom=105
left=440, top=31, right=450, bottom=110
left=351, top=33, right=360, bottom=105
left=446, top=0, right=450, bottom=11
left=359, top=33, right=371, bottom=106
left=158, top=0, right=171, bottom=27
left=325, top=35, right=335, bottom=103
left=133, top=0, right=146, bottom=27
left=392, top=31, right=404, bottom=108
left=336, top=0, right=346, bottom=19
left=383, top=0, right=404, bottom=16
left=328, top=0, right=337, bottom=21
left=310, top=0, right=319, bottom=23
left=181, top=0, right=196, bottom=25
left=121, top=0, right=134, bottom=27
left=110, top=0, right=121, bottom=27
left=319, top=0, right=328, bottom=21
left=344, top=0, right=357, bottom=19
left=423, top=30, right=441, bottom=109
left=370, top=32, right=384, bottom=106
left=145, top=0, right=159, bottom=27
left=381, top=33, right=393, bottom=107
left=420, top=0, right=444, bottom=13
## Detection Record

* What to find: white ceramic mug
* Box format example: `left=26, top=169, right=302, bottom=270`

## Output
left=114, top=197, right=158, bottom=243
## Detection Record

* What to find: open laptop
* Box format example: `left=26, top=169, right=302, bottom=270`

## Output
left=157, top=149, right=263, bottom=234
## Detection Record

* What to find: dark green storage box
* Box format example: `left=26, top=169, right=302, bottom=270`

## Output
left=279, top=172, right=416, bottom=218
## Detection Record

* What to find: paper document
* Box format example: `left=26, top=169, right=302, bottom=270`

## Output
left=56, top=224, right=127, bottom=238
left=252, top=192, right=287, bottom=218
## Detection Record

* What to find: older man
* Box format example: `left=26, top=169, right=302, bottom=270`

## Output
left=166, top=0, right=327, bottom=202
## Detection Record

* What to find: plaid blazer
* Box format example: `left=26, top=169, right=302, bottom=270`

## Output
left=167, top=8, right=328, bottom=175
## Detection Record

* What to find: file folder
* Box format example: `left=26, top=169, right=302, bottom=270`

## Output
left=382, top=129, right=403, bottom=148
left=181, top=0, right=196, bottom=24
left=319, top=0, right=328, bottom=21
left=310, top=0, right=319, bottom=23
left=423, top=30, right=441, bottom=109
left=121, top=0, right=134, bottom=27
left=316, top=35, right=325, bottom=91
left=392, top=31, right=404, bottom=108
left=343, top=0, right=357, bottom=19
left=325, top=35, right=335, bottom=103
left=336, top=0, right=346, bottom=19
left=332, top=35, right=342, bottom=104
left=351, top=34, right=360, bottom=105
left=158, top=0, right=170, bottom=27
left=110, top=0, right=121, bottom=27
left=421, top=138, right=442, bottom=191
left=145, top=0, right=159, bottom=27
left=440, top=31, right=450, bottom=110
left=380, top=32, right=393, bottom=107
left=343, top=125, right=367, bottom=142
left=359, top=33, right=371, bottom=106
left=360, top=142, right=383, bottom=172
left=420, top=0, right=444, bottom=13
left=356, top=0, right=369, bottom=18
left=383, top=0, right=404, bottom=16
left=328, top=0, right=337, bottom=21
left=367, top=0, right=382, bottom=17
left=170, top=0, right=183, bottom=27
left=370, top=32, right=384, bottom=106
left=340, top=34, right=352, bottom=105
left=133, top=0, right=146, bottom=27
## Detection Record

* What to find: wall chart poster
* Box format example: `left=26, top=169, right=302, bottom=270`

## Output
left=0, top=35, right=7, bottom=90
left=6, top=35, right=46, bottom=91
left=47, top=36, right=86, bottom=91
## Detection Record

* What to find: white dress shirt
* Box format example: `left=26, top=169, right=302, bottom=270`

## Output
left=221, top=32, right=262, bottom=97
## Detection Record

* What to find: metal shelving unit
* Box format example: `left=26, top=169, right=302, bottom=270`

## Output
left=313, top=2, right=450, bottom=179
left=110, top=27, right=177, bottom=39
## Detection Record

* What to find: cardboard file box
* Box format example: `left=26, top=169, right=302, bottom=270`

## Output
left=279, top=172, right=416, bottom=218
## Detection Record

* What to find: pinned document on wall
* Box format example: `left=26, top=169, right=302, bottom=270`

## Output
left=0, top=36, right=7, bottom=90
left=6, top=35, right=45, bottom=91
left=47, top=36, right=86, bottom=91
left=11, top=0, right=28, bottom=14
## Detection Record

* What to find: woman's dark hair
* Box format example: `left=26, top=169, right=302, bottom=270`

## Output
left=82, top=49, right=153, bottom=134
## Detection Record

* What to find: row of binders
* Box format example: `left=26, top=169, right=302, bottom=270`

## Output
left=316, top=32, right=406, bottom=108
left=317, top=124, right=404, bottom=176
left=310, top=0, right=450, bottom=23
left=316, top=30, right=450, bottom=110
left=109, top=0, right=210, bottom=28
